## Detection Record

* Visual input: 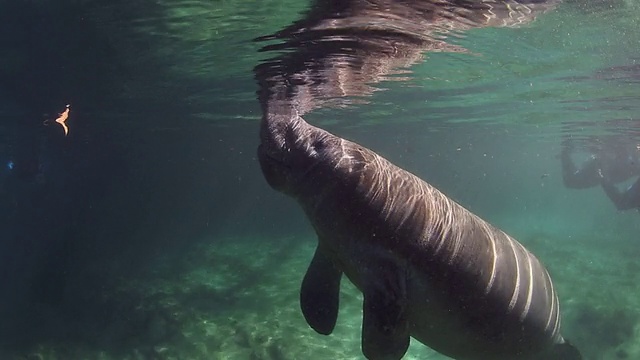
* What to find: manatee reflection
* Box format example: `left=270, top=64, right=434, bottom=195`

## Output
left=254, top=0, right=558, bottom=116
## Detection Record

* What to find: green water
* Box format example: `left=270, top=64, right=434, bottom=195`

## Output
left=1, top=1, right=639, bottom=359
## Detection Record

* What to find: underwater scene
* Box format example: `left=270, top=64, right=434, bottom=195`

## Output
left=1, top=0, right=640, bottom=359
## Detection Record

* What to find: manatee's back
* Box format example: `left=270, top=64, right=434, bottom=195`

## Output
left=312, top=136, right=564, bottom=359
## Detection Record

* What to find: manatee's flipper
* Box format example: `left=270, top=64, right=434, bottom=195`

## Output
left=300, top=244, right=343, bottom=335
left=547, top=340, right=582, bottom=360
left=361, top=262, right=410, bottom=360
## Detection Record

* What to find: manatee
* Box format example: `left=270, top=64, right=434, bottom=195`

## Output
left=257, top=110, right=582, bottom=360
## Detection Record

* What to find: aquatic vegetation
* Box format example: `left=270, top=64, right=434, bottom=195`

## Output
left=3, top=232, right=634, bottom=359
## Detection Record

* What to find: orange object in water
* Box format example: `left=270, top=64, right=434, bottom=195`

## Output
left=55, top=104, right=70, bottom=136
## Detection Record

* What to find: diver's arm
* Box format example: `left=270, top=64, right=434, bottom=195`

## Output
left=600, top=176, right=640, bottom=211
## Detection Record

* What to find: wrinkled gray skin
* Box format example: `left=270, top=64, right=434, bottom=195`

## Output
left=255, top=1, right=580, bottom=358
left=258, top=110, right=581, bottom=360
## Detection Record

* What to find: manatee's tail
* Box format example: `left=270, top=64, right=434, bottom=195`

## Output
left=548, top=340, right=582, bottom=360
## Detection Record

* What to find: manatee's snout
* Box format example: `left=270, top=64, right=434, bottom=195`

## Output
left=259, top=111, right=334, bottom=194
left=258, top=112, right=299, bottom=192
left=259, top=113, right=286, bottom=154
left=258, top=137, right=289, bottom=193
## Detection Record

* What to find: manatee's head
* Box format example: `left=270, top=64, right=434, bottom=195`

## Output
left=258, top=113, right=343, bottom=196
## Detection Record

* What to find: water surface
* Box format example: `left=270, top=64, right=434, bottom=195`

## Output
left=0, top=1, right=639, bottom=359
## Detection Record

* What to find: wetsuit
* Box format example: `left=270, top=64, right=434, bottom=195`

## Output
left=601, top=176, right=640, bottom=211
left=561, top=139, right=640, bottom=212
left=561, top=142, right=640, bottom=189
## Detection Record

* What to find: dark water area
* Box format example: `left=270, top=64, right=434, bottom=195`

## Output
left=1, top=0, right=640, bottom=359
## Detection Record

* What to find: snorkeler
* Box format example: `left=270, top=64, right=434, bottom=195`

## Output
left=600, top=174, right=640, bottom=211
left=561, top=136, right=640, bottom=212
left=560, top=137, right=640, bottom=189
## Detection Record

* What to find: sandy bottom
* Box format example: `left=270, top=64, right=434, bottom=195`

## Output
left=10, top=229, right=640, bottom=360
